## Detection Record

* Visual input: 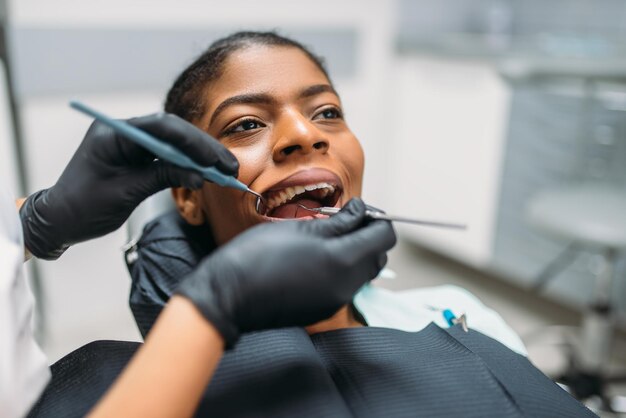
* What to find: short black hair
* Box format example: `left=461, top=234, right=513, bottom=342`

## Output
left=164, top=31, right=330, bottom=122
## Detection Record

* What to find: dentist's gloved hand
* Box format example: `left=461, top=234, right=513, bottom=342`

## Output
left=20, top=113, right=238, bottom=260
left=175, top=198, right=397, bottom=348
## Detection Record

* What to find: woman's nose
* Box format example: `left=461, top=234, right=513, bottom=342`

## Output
left=272, top=113, right=329, bottom=162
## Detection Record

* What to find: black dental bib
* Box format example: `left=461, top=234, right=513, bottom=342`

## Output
left=29, top=324, right=595, bottom=417
left=192, top=324, right=594, bottom=418
left=28, top=211, right=595, bottom=417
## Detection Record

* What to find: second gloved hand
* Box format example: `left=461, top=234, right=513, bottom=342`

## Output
left=176, top=198, right=396, bottom=348
left=20, top=113, right=238, bottom=259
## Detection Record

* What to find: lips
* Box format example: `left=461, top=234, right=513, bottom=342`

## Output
left=259, top=168, right=343, bottom=219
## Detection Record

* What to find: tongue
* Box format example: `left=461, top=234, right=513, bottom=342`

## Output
left=271, top=198, right=323, bottom=219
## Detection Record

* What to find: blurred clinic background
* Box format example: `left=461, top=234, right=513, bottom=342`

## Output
left=2, top=0, right=626, bottom=412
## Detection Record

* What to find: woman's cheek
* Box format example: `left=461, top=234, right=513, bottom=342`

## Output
left=228, top=141, right=271, bottom=185
left=340, top=137, right=365, bottom=195
left=201, top=186, right=252, bottom=244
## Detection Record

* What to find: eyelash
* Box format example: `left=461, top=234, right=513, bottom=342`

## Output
left=221, top=118, right=266, bottom=136
left=314, top=106, right=343, bottom=120
left=221, top=106, right=344, bottom=137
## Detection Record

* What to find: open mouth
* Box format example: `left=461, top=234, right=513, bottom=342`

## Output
left=257, top=169, right=343, bottom=219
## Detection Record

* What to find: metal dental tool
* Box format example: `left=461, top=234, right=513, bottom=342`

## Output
left=297, top=204, right=466, bottom=230
left=70, top=101, right=265, bottom=206
left=425, top=306, right=469, bottom=332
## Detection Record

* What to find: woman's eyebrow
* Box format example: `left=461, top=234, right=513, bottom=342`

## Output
left=299, top=84, right=338, bottom=99
left=210, top=93, right=275, bottom=126
left=209, top=85, right=338, bottom=127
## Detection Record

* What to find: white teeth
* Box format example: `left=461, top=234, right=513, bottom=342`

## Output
left=265, top=182, right=338, bottom=211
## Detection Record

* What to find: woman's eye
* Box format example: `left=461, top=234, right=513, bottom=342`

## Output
left=224, top=119, right=265, bottom=136
left=314, top=107, right=342, bottom=120
left=239, top=120, right=261, bottom=131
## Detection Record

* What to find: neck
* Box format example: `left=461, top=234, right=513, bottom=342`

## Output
left=305, top=305, right=363, bottom=335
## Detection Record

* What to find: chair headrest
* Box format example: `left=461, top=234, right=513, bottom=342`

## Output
left=125, top=210, right=216, bottom=337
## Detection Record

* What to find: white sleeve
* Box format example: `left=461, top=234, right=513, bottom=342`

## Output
left=0, top=190, right=50, bottom=418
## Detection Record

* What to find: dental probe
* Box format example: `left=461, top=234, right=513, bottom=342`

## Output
left=70, top=100, right=265, bottom=205
left=297, top=204, right=467, bottom=230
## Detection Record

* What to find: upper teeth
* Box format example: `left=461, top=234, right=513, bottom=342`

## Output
left=266, top=182, right=336, bottom=210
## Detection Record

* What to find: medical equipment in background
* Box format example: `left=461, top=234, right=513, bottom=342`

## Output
left=521, top=75, right=626, bottom=415
left=526, top=185, right=626, bottom=412
left=70, top=101, right=265, bottom=206
left=390, top=47, right=626, bottom=321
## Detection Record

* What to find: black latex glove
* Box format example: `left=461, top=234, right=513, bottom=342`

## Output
left=20, top=113, right=238, bottom=260
left=176, top=198, right=397, bottom=348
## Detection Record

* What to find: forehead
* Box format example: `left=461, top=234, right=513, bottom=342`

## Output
left=209, top=45, right=330, bottom=100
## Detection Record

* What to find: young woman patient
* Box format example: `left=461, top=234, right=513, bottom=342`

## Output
left=127, top=31, right=594, bottom=417
left=151, top=31, right=524, bottom=350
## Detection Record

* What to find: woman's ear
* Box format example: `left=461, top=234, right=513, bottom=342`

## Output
left=171, top=188, right=206, bottom=226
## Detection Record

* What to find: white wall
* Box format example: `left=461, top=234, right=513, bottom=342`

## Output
left=388, top=55, right=511, bottom=268
left=0, top=62, right=20, bottom=197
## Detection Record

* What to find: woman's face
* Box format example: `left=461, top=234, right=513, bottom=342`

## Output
left=179, top=45, right=364, bottom=244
